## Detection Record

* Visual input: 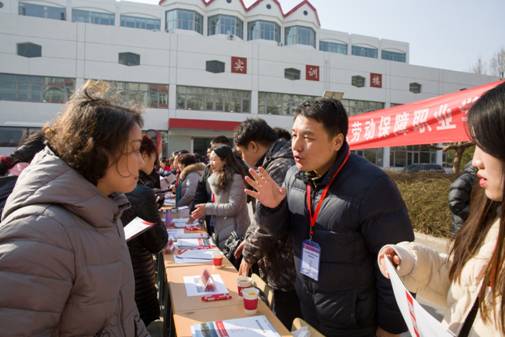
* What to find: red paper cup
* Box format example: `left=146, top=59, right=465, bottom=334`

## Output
left=237, top=276, right=252, bottom=297
left=242, top=287, right=259, bottom=314
left=212, top=253, right=223, bottom=268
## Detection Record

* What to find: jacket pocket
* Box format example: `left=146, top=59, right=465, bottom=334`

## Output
left=313, top=289, right=357, bottom=328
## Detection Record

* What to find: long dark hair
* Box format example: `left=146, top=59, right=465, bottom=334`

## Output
left=211, top=145, right=247, bottom=192
left=450, top=81, right=505, bottom=331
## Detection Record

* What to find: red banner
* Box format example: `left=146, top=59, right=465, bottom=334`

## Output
left=348, top=80, right=504, bottom=150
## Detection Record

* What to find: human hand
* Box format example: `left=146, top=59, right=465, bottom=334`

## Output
left=375, top=326, right=400, bottom=337
left=244, top=167, right=286, bottom=209
left=238, top=259, right=251, bottom=276
left=234, top=241, right=246, bottom=259
left=378, top=246, right=401, bottom=279
left=191, top=204, right=206, bottom=220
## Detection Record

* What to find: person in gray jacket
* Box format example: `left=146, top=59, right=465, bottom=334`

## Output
left=0, top=81, right=149, bottom=337
left=175, top=153, right=205, bottom=207
left=191, top=145, right=250, bottom=265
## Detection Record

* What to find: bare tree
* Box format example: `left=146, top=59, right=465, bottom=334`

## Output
left=471, top=58, right=486, bottom=75
left=490, top=48, right=505, bottom=78
left=430, top=142, right=473, bottom=175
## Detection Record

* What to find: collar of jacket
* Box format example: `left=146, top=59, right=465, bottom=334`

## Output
left=3, top=146, right=130, bottom=229
left=256, top=138, right=293, bottom=169
left=180, top=162, right=206, bottom=180
left=297, top=142, right=350, bottom=188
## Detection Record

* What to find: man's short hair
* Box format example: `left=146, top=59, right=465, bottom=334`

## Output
left=210, top=135, right=232, bottom=147
left=234, top=118, right=277, bottom=147
left=293, top=97, right=348, bottom=138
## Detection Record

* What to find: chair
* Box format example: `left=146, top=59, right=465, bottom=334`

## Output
left=291, top=317, right=326, bottom=337
left=250, top=273, right=274, bottom=307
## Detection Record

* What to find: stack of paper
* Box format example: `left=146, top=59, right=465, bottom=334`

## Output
left=175, top=238, right=215, bottom=249
left=174, top=247, right=220, bottom=264
left=191, top=316, right=281, bottom=337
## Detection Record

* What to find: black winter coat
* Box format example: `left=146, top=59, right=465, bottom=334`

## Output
left=448, top=162, right=476, bottom=235
left=121, top=177, right=168, bottom=326
left=256, top=143, right=414, bottom=337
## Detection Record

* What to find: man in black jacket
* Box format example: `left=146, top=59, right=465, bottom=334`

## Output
left=245, top=98, right=414, bottom=337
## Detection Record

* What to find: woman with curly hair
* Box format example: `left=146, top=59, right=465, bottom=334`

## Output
left=0, top=81, right=149, bottom=336
left=191, top=145, right=250, bottom=264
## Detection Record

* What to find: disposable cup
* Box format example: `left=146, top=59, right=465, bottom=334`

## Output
left=212, top=253, right=223, bottom=268
left=242, top=287, right=259, bottom=314
left=236, top=276, right=251, bottom=297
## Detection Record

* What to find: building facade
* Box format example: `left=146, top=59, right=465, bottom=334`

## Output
left=0, top=0, right=498, bottom=168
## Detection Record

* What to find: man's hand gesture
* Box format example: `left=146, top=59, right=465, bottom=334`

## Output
left=244, top=167, right=286, bottom=209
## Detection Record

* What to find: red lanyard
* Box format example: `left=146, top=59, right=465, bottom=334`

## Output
left=306, top=150, right=350, bottom=240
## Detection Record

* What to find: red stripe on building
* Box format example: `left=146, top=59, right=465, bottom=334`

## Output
left=168, top=118, right=240, bottom=131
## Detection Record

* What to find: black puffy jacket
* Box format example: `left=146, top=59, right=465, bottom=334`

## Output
left=257, top=143, right=414, bottom=337
left=448, top=162, right=476, bottom=235
left=121, top=177, right=168, bottom=326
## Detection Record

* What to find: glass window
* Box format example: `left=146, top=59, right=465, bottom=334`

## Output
left=176, top=86, right=250, bottom=113
left=118, top=52, right=140, bottom=66
left=72, top=9, right=114, bottom=26
left=17, top=42, right=41, bottom=58
left=381, top=50, right=406, bottom=63
left=165, top=9, right=203, bottom=34
left=409, top=82, right=422, bottom=94
left=340, top=99, right=384, bottom=116
left=258, top=92, right=317, bottom=116
left=319, top=41, right=347, bottom=55
left=208, top=15, right=243, bottom=39
left=351, top=45, right=378, bottom=58
left=19, top=2, right=65, bottom=20
left=284, top=68, right=301, bottom=80
left=120, top=15, right=160, bottom=31
left=102, top=81, right=168, bottom=108
left=206, top=60, right=225, bottom=73
left=390, top=145, right=439, bottom=168
left=285, top=26, right=316, bottom=48
left=247, top=20, right=280, bottom=42
left=352, top=148, right=384, bottom=166
left=0, top=73, right=75, bottom=103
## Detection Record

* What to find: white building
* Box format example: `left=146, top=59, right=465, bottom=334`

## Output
left=0, top=0, right=498, bottom=168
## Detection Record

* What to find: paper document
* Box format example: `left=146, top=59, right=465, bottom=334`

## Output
left=385, top=258, right=455, bottom=337
left=124, top=217, right=154, bottom=241
left=191, top=315, right=281, bottom=337
left=183, top=273, right=228, bottom=296
left=174, top=248, right=221, bottom=264
left=175, top=238, right=215, bottom=249
left=172, top=218, right=192, bottom=228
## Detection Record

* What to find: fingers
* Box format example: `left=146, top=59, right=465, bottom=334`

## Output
left=244, top=188, right=259, bottom=200
left=258, top=166, right=279, bottom=188
left=244, top=176, right=259, bottom=191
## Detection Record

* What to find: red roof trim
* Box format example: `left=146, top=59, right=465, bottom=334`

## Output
left=169, top=118, right=240, bottom=131
left=158, top=0, right=320, bottom=26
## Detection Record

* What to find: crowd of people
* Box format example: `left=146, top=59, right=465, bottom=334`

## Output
left=0, top=80, right=504, bottom=337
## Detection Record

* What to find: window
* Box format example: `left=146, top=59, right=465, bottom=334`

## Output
left=102, top=81, right=168, bottom=108
left=206, top=60, right=225, bottom=73
left=409, top=82, right=422, bottom=94
left=19, top=2, right=65, bottom=20
left=319, top=41, right=347, bottom=55
left=0, top=73, right=75, bottom=103
left=340, top=99, right=384, bottom=116
left=17, top=42, right=41, bottom=58
left=284, top=68, right=301, bottom=80
left=285, top=26, right=316, bottom=48
left=176, top=86, right=250, bottom=113
left=247, top=20, right=280, bottom=42
left=351, top=75, right=365, bottom=88
left=208, top=15, right=243, bottom=39
left=352, top=148, right=384, bottom=166
left=165, top=9, right=203, bottom=34
left=381, top=50, right=406, bottom=63
left=120, top=15, right=160, bottom=31
left=351, top=45, right=378, bottom=58
left=72, top=9, right=114, bottom=26
left=118, top=52, right=140, bottom=66
left=258, top=92, right=317, bottom=116
left=390, top=145, right=438, bottom=168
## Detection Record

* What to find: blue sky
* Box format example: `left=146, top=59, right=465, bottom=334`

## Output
left=133, top=0, right=505, bottom=74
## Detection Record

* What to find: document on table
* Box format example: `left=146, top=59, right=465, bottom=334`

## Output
left=174, top=248, right=220, bottom=264
left=175, top=238, right=214, bottom=249
left=385, top=258, right=455, bottom=337
left=191, top=315, right=281, bottom=337
left=124, top=217, right=155, bottom=241
left=183, top=273, right=228, bottom=296
left=172, top=218, right=192, bottom=228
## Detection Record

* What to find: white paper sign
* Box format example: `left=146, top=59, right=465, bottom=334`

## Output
left=385, top=258, right=456, bottom=337
left=183, top=273, right=228, bottom=296
left=124, top=217, right=154, bottom=241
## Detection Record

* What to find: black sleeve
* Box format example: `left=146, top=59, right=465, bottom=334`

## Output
left=359, top=175, right=414, bottom=334
left=132, top=186, right=168, bottom=254
left=191, top=166, right=211, bottom=211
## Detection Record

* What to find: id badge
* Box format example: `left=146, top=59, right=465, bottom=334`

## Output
left=300, top=240, right=321, bottom=281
